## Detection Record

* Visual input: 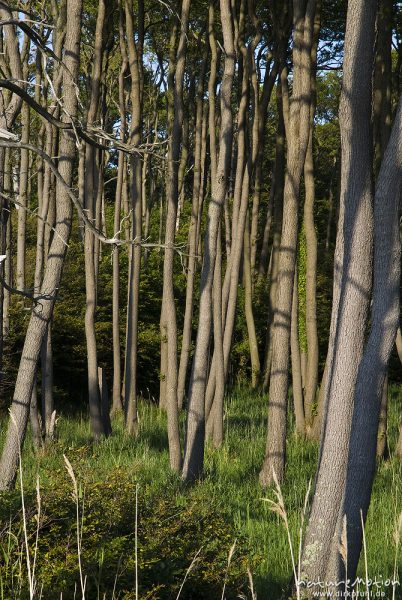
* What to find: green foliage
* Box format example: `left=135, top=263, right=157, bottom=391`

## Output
left=0, top=472, right=249, bottom=599
left=1, top=388, right=401, bottom=599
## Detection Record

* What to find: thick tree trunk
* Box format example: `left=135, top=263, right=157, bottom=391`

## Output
left=328, top=95, right=401, bottom=589
left=300, top=0, right=376, bottom=589
left=0, top=0, right=83, bottom=491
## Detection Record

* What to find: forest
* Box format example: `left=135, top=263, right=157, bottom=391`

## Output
left=0, top=0, right=401, bottom=598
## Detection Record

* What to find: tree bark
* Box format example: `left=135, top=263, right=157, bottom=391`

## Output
left=161, top=0, right=191, bottom=471
left=0, top=0, right=83, bottom=491
left=327, top=94, right=402, bottom=589
left=262, top=80, right=285, bottom=391
left=177, top=49, right=208, bottom=409
left=182, top=0, right=235, bottom=482
left=300, top=0, right=377, bottom=588
left=16, top=102, right=29, bottom=292
left=124, top=0, right=143, bottom=436
left=259, top=0, right=316, bottom=486
left=243, top=210, right=260, bottom=388
left=290, top=268, right=305, bottom=436
left=83, top=0, right=108, bottom=439
left=376, top=374, right=388, bottom=459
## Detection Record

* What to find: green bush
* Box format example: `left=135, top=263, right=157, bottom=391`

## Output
left=0, top=469, right=251, bottom=599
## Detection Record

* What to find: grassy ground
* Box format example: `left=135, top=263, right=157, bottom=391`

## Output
left=0, top=386, right=401, bottom=599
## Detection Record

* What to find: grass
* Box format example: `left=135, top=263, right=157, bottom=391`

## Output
left=0, top=386, right=401, bottom=599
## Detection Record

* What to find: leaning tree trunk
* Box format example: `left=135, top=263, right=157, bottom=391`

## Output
left=299, top=0, right=377, bottom=590
left=326, top=94, right=402, bottom=590
left=259, top=0, right=316, bottom=487
left=0, top=0, right=83, bottom=491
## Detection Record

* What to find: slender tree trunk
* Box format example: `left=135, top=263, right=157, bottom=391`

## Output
left=161, top=0, right=191, bottom=470
left=291, top=268, right=305, bottom=436
left=41, top=325, right=54, bottom=436
left=83, top=0, right=107, bottom=439
left=2, top=149, right=11, bottom=341
left=30, top=379, right=42, bottom=451
left=111, top=152, right=125, bottom=417
left=244, top=210, right=260, bottom=387
left=208, top=225, right=224, bottom=448
left=182, top=0, right=235, bottom=481
left=303, top=131, right=319, bottom=430
left=262, top=82, right=285, bottom=391
left=373, top=0, right=392, bottom=176
left=177, top=51, right=208, bottom=409
left=123, top=0, right=143, bottom=436
left=0, top=0, right=83, bottom=491
left=16, top=103, right=29, bottom=292
left=259, top=0, right=316, bottom=486
left=302, top=0, right=320, bottom=429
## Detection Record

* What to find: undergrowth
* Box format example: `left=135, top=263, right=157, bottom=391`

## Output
left=0, top=386, right=401, bottom=599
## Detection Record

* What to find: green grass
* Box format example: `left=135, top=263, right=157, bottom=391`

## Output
left=0, top=386, right=401, bottom=599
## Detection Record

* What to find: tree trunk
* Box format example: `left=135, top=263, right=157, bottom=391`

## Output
left=376, top=375, right=388, bottom=459
left=300, top=0, right=377, bottom=588
left=259, top=0, right=316, bottom=487
left=182, top=0, right=235, bottom=482
left=0, top=0, right=83, bottom=491
left=83, top=0, right=107, bottom=440
left=262, top=81, right=285, bottom=391
left=41, top=325, right=54, bottom=436
left=16, top=102, right=29, bottom=292
left=177, top=50, right=208, bottom=409
left=161, top=0, right=191, bottom=471
left=303, top=131, right=319, bottom=430
left=327, top=95, right=401, bottom=589
left=243, top=211, right=260, bottom=387
left=290, top=268, right=305, bottom=436
left=30, top=379, right=43, bottom=451
left=123, top=0, right=143, bottom=436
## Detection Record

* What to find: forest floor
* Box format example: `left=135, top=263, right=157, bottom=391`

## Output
left=0, top=387, right=401, bottom=599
